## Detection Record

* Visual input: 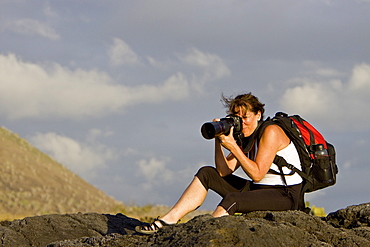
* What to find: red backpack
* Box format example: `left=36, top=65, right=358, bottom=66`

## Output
left=258, top=112, right=338, bottom=212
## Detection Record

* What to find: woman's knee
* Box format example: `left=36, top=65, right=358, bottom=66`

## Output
left=196, top=166, right=217, bottom=176
left=194, top=166, right=219, bottom=190
left=219, top=193, right=239, bottom=215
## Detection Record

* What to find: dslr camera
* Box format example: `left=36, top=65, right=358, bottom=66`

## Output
left=201, top=115, right=243, bottom=141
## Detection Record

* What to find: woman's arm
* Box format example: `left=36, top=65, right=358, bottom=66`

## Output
left=212, top=118, right=240, bottom=177
left=214, top=137, right=239, bottom=177
left=220, top=124, right=290, bottom=182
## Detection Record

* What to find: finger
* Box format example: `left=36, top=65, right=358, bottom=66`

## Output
left=229, top=126, right=234, bottom=136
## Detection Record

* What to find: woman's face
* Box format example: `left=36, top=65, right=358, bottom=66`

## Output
left=233, top=106, right=261, bottom=136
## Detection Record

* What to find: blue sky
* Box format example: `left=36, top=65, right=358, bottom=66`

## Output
left=1, top=0, right=369, bottom=214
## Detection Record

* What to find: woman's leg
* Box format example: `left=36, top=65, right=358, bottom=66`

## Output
left=159, top=176, right=207, bottom=224
left=160, top=166, right=249, bottom=222
left=212, top=205, right=229, bottom=217
left=136, top=166, right=249, bottom=233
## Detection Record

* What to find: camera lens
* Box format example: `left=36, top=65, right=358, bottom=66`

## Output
left=201, top=115, right=243, bottom=142
left=201, top=119, right=233, bottom=139
left=201, top=122, right=221, bottom=139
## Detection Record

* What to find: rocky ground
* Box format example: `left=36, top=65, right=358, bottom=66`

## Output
left=0, top=203, right=369, bottom=247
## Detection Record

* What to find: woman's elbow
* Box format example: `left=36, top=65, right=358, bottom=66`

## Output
left=251, top=174, right=264, bottom=182
left=217, top=169, right=232, bottom=177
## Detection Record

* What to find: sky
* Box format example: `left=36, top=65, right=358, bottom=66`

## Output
left=1, top=0, right=369, bottom=214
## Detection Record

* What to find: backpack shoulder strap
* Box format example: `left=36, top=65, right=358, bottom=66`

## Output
left=255, top=117, right=275, bottom=140
left=273, top=155, right=312, bottom=184
left=242, top=120, right=271, bottom=153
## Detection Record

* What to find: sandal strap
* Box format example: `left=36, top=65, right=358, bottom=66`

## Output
left=149, top=221, right=161, bottom=231
left=135, top=217, right=177, bottom=234
left=144, top=217, right=169, bottom=231
left=144, top=218, right=161, bottom=231
left=156, top=218, right=173, bottom=227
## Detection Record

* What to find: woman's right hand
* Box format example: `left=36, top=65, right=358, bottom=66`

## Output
left=212, top=118, right=235, bottom=148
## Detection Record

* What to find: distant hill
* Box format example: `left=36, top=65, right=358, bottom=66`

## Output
left=0, top=126, right=124, bottom=220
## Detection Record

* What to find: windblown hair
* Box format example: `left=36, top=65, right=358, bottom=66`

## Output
left=221, top=92, right=265, bottom=120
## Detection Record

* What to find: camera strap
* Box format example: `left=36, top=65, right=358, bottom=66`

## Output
left=242, top=121, right=264, bottom=153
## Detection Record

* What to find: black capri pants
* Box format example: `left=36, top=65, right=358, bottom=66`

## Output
left=195, top=166, right=302, bottom=215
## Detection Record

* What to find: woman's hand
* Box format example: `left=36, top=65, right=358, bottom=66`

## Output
left=212, top=118, right=237, bottom=150
left=217, top=127, right=237, bottom=150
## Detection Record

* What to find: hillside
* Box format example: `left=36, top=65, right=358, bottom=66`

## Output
left=0, top=126, right=124, bottom=220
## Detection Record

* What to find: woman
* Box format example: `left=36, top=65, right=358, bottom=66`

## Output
left=136, top=92, right=302, bottom=234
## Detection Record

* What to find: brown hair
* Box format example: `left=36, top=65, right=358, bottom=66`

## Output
left=221, top=92, right=265, bottom=120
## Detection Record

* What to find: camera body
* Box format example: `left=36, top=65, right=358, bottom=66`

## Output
left=201, top=114, right=243, bottom=140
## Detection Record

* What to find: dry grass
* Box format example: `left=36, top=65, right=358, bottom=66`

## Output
left=0, top=127, right=124, bottom=220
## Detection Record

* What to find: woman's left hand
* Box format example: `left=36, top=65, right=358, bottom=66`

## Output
left=218, top=127, right=237, bottom=150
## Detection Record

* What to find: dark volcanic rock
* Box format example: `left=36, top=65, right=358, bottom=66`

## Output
left=0, top=213, right=141, bottom=246
left=1, top=203, right=369, bottom=247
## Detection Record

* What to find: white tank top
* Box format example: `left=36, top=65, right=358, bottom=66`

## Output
left=254, top=142, right=303, bottom=186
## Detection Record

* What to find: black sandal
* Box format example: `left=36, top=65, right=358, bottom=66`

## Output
left=135, top=217, right=175, bottom=235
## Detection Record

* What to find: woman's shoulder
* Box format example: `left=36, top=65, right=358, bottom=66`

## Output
left=261, top=123, right=284, bottom=135
left=260, top=123, right=289, bottom=141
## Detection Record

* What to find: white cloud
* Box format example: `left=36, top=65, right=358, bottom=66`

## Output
left=127, top=72, right=190, bottom=103
left=300, top=61, right=344, bottom=78
left=279, top=63, right=370, bottom=131
left=29, top=131, right=116, bottom=178
left=177, top=48, right=231, bottom=92
left=86, top=128, right=114, bottom=143
left=0, top=54, right=128, bottom=120
left=280, top=80, right=337, bottom=116
left=137, top=157, right=173, bottom=182
left=0, top=50, right=230, bottom=120
left=147, top=56, right=171, bottom=70
left=136, top=157, right=174, bottom=191
left=1, top=19, right=59, bottom=40
left=43, top=3, right=58, bottom=18
left=108, top=38, right=140, bottom=66
left=136, top=156, right=200, bottom=192
left=348, top=63, right=370, bottom=93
